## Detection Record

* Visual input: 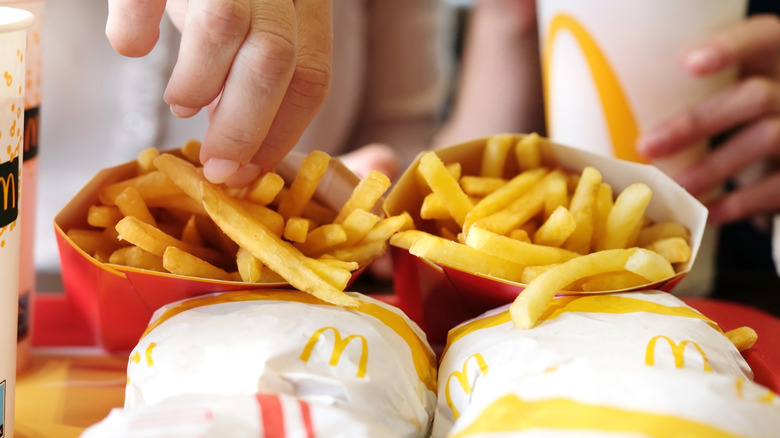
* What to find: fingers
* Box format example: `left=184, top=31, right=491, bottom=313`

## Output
left=707, top=170, right=780, bottom=225
left=246, top=0, right=333, bottom=174
left=106, top=0, right=167, bottom=57
left=685, top=14, right=780, bottom=77
left=199, top=0, right=333, bottom=185
left=638, top=77, right=780, bottom=159
left=674, top=117, right=780, bottom=197
left=165, top=0, right=253, bottom=116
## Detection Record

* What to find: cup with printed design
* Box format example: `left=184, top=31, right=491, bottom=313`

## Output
left=535, top=0, right=747, bottom=296
left=0, top=6, right=33, bottom=438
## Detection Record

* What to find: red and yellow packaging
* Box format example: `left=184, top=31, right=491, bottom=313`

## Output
left=54, top=151, right=368, bottom=352
left=384, top=134, right=709, bottom=344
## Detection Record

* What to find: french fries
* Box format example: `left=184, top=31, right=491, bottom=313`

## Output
left=66, top=142, right=403, bottom=307
left=389, top=134, right=699, bottom=330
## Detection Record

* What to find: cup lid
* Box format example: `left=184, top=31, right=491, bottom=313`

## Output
left=0, top=6, right=34, bottom=32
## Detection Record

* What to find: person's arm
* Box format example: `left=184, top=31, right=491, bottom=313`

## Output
left=433, top=0, right=545, bottom=148
left=637, top=14, right=780, bottom=225
left=106, top=0, right=334, bottom=186
left=345, top=0, right=457, bottom=169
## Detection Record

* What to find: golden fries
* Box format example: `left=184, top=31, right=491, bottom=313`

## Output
left=67, top=142, right=406, bottom=308
left=387, top=134, right=697, bottom=330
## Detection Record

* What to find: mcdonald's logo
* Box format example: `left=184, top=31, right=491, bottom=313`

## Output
left=542, top=13, right=646, bottom=164
left=300, top=326, right=368, bottom=378
left=645, top=335, right=712, bottom=372
left=446, top=353, right=489, bottom=420
left=0, top=156, right=19, bottom=227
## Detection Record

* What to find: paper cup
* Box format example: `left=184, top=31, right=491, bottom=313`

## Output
left=536, top=0, right=747, bottom=296
left=0, top=0, right=43, bottom=372
left=0, top=6, right=33, bottom=438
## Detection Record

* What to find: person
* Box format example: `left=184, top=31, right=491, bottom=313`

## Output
left=35, top=0, right=455, bottom=288
left=435, top=0, right=780, bottom=309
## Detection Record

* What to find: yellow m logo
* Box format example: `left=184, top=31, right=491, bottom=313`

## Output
left=300, top=326, right=368, bottom=378
left=446, top=353, right=490, bottom=420
left=645, top=335, right=712, bottom=372
left=542, top=13, right=645, bottom=164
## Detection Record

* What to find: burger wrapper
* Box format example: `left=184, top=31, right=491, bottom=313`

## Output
left=54, top=151, right=369, bottom=352
left=444, top=365, right=780, bottom=438
left=432, top=290, right=757, bottom=437
left=123, top=290, right=437, bottom=438
left=80, top=393, right=399, bottom=438
left=384, top=134, right=708, bottom=344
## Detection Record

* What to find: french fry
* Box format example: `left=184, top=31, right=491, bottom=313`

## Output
left=180, top=139, right=202, bottom=164
left=726, top=326, right=758, bottom=352
left=115, top=186, right=157, bottom=226
left=465, top=226, right=579, bottom=266
left=136, top=147, right=160, bottom=174
left=246, top=172, right=285, bottom=206
left=284, top=217, right=310, bottom=243
left=624, top=247, right=675, bottom=282
left=420, top=193, right=451, bottom=220
left=115, top=216, right=226, bottom=268
left=469, top=171, right=553, bottom=236
left=277, top=150, right=331, bottom=220
left=295, top=223, right=348, bottom=256
left=67, top=228, right=123, bottom=258
left=99, top=171, right=183, bottom=205
left=153, top=153, right=207, bottom=203
left=418, top=151, right=474, bottom=227
left=236, top=247, right=264, bottom=283
left=339, top=209, right=382, bottom=247
left=201, top=182, right=359, bottom=307
left=514, top=132, right=542, bottom=172
left=463, top=167, right=547, bottom=233
left=180, top=215, right=205, bottom=246
left=87, top=205, right=124, bottom=229
left=643, top=236, right=692, bottom=264
left=162, top=246, right=235, bottom=281
left=362, top=211, right=414, bottom=244
left=334, top=170, right=390, bottom=224
left=389, top=229, right=431, bottom=250
left=481, top=133, right=515, bottom=177
left=108, top=246, right=165, bottom=272
left=533, top=205, right=576, bottom=247
left=579, top=271, right=650, bottom=292
left=562, top=166, right=602, bottom=254
left=459, top=176, right=507, bottom=197
left=597, top=182, right=652, bottom=250
left=510, top=248, right=639, bottom=329
left=408, top=233, right=526, bottom=283
left=636, top=221, right=691, bottom=248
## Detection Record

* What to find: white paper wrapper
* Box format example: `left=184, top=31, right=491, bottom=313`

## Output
left=80, top=392, right=399, bottom=438
left=445, top=365, right=780, bottom=438
left=122, top=290, right=437, bottom=438
left=432, top=290, right=756, bottom=437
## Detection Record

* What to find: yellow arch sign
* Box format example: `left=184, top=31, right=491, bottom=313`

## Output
left=542, top=13, right=647, bottom=163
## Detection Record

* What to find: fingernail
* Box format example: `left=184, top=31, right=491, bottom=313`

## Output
left=686, top=47, right=721, bottom=74
left=203, top=158, right=241, bottom=184
left=224, top=163, right=262, bottom=188
left=170, top=104, right=200, bottom=118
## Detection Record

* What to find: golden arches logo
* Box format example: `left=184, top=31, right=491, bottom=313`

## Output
left=542, top=13, right=646, bottom=163
left=300, top=326, right=368, bottom=378
left=645, top=335, right=712, bottom=372
left=446, top=353, right=490, bottom=420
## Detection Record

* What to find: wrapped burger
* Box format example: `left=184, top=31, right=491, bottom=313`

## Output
left=432, top=290, right=777, bottom=437
left=84, top=289, right=437, bottom=438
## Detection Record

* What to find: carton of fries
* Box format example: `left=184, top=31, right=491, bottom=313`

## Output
left=384, top=133, right=708, bottom=343
left=55, top=144, right=396, bottom=351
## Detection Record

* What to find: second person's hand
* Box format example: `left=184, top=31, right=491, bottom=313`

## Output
left=106, top=0, right=333, bottom=186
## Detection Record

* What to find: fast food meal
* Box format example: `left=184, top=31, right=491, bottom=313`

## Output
left=432, top=290, right=775, bottom=438
left=63, top=141, right=412, bottom=308
left=387, top=133, right=706, bottom=331
left=83, top=290, right=437, bottom=438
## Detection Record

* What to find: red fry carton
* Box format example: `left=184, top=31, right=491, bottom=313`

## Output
left=384, top=134, right=708, bottom=344
left=54, top=150, right=365, bottom=352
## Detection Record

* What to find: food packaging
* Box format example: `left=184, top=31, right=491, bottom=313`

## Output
left=54, top=150, right=369, bottom=351
left=122, top=290, right=437, bottom=438
left=384, top=134, right=709, bottom=344
left=81, top=392, right=400, bottom=438
left=433, top=290, right=778, bottom=437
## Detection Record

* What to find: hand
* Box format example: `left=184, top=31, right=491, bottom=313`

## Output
left=106, top=0, right=333, bottom=186
left=637, top=14, right=780, bottom=225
